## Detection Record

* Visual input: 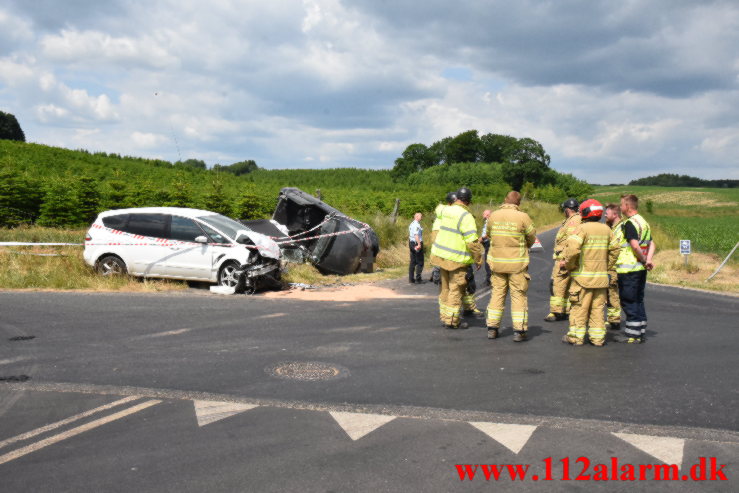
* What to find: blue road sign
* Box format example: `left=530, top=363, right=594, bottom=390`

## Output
left=680, top=240, right=691, bottom=255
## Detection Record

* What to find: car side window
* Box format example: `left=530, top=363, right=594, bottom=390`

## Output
left=198, top=223, right=228, bottom=244
left=126, top=214, right=169, bottom=238
left=102, top=214, right=129, bottom=230
left=169, top=216, right=206, bottom=242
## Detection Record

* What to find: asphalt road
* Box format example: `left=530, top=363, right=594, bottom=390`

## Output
left=1, top=228, right=737, bottom=492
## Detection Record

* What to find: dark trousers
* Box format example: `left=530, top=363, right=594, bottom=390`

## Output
left=617, top=270, right=647, bottom=338
left=409, top=241, right=424, bottom=282
left=482, top=238, right=491, bottom=285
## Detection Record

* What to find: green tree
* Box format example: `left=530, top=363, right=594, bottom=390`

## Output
left=76, top=175, right=101, bottom=224
left=37, top=178, right=82, bottom=227
left=203, top=178, right=233, bottom=216
left=501, top=137, right=551, bottom=190
left=429, top=136, right=453, bottom=164
left=167, top=174, right=194, bottom=208
left=102, top=179, right=130, bottom=210
left=479, top=133, right=518, bottom=163
left=390, top=143, right=439, bottom=180
left=235, top=186, right=272, bottom=220
left=445, top=130, right=480, bottom=164
left=0, top=111, right=25, bottom=142
left=175, top=158, right=206, bottom=170
left=216, top=159, right=259, bottom=176
left=0, top=168, right=41, bottom=226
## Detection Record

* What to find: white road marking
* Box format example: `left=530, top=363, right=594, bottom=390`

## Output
left=0, top=357, right=29, bottom=366
left=139, top=328, right=192, bottom=338
left=257, top=313, right=288, bottom=319
left=474, top=287, right=491, bottom=302
left=0, top=396, right=140, bottom=450
left=0, top=399, right=161, bottom=465
left=192, top=400, right=258, bottom=427
left=613, top=432, right=685, bottom=466
left=330, top=412, right=396, bottom=441
left=469, top=422, right=538, bottom=454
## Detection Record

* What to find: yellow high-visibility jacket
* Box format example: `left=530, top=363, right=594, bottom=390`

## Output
left=430, top=203, right=482, bottom=270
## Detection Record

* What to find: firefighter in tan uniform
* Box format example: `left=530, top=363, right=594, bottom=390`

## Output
left=430, top=188, right=483, bottom=329
left=604, top=203, right=623, bottom=329
left=560, top=199, right=620, bottom=346
left=545, top=198, right=581, bottom=322
left=485, top=191, right=537, bottom=342
left=431, top=192, right=483, bottom=317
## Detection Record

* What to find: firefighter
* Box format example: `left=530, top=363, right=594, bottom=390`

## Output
left=430, top=187, right=483, bottom=329
left=561, top=199, right=620, bottom=346
left=544, top=198, right=581, bottom=322
left=604, top=203, right=623, bottom=329
left=613, top=194, right=656, bottom=344
left=430, top=193, right=483, bottom=318
left=484, top=191, right=537, bottom=342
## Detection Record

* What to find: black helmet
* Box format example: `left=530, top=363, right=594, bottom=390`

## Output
left=456, top=187, right=472, bottom=203
left=561, top=198, right=579, bottom=211
left=445, top=191, right=457, bottom=204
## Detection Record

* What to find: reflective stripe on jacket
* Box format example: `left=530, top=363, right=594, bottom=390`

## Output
left=430, top=203, right=479, bottom=265
left=486, top=204, right=536, bottom=273
left=564, top=221, right=620, bottom=288
left=553, top=213, right=581, bottom=260
left=615, top=213, right=651, bottom=274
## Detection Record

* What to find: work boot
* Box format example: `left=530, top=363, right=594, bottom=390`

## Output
left=561, top=334, right=583, bottom=346
left=612, top=334, right=642, bottom=344
left=464, top=308, right=484, bottom=318
left=590, top=339, right=605, bottom=347
left=487, top=328, right=498, bottom=339
left=544, top=312, right=566, bottom=322
left=606, top=321, right=621, bottom=330
left=446, top=322, right=469, bottom=330
left=512, top=331, right=528, bottom=342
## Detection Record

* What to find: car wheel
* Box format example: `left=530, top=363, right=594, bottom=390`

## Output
left=97, top=255, right=127, bottom=276
left=218, top=261, right=245, bottom=293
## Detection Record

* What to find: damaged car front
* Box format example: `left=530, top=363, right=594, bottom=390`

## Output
left=195, top=213, right=283, bottom=293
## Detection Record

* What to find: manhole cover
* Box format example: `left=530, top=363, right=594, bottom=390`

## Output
left=266, top=361, right=349, bottom=381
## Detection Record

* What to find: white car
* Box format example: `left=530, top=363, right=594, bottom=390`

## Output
left=84, top=207, right=282, bottom=293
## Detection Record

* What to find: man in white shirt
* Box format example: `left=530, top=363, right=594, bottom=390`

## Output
left=408, top=212, right=424, bottom=283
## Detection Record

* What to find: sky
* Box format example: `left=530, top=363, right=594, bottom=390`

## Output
left=1, top=0, right=737, bottom=184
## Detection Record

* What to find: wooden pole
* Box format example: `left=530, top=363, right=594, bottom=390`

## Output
left=391, top=198, right=400, bottom=224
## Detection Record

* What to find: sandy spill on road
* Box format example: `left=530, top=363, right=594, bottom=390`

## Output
left=262, top=284, right=433, bottom=301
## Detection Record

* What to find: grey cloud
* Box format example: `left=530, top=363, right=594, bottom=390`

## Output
left=350, top=0, right=738, bottom=97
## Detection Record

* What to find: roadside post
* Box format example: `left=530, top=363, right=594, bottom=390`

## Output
left=680, top=239, right=691, bottom=267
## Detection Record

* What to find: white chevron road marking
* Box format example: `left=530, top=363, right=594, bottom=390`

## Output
left=330, top=412, right=396, bottom=440
left=193, top=400, right=259, bottom=427
left=469, top=422, right=538, bottom=454
left=613, top=432, right=685, bottom=466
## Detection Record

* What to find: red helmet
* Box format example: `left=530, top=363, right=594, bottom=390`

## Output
left=579, top=199, right=604, bottom=220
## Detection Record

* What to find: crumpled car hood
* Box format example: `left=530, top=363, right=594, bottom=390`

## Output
left=235, top=229, right=281, bottom=260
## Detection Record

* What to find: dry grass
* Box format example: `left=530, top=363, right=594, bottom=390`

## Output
left=0, top=247, right=188, bottom=291
left=648, top=249, right=738, bottom=295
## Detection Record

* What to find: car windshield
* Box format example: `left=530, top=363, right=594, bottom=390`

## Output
left=197, top=214, right=250, bottom=241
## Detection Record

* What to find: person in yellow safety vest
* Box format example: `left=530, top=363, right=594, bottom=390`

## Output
left=604, top=203, right=623, bottom=329
left=612, top=194, right=656, bottom=344
left=430, top=187, right=483, bottom=329
left=545, top=198, right=581, bottom=322
left=430, top=193, right=483, bottom=317
left=561, top=199, right=620, bottom=346
left=484, top=191, right=537, bottom=342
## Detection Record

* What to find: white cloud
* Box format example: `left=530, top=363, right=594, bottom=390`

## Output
left=0, top=0, right=736, bottom=181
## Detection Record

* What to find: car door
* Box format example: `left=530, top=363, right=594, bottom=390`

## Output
left=160, top=215, right=213, bottom=280
left=123, top=213, right=170, bottom=276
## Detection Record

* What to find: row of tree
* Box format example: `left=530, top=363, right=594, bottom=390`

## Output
left=629, top=173, right=738, bottom=188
